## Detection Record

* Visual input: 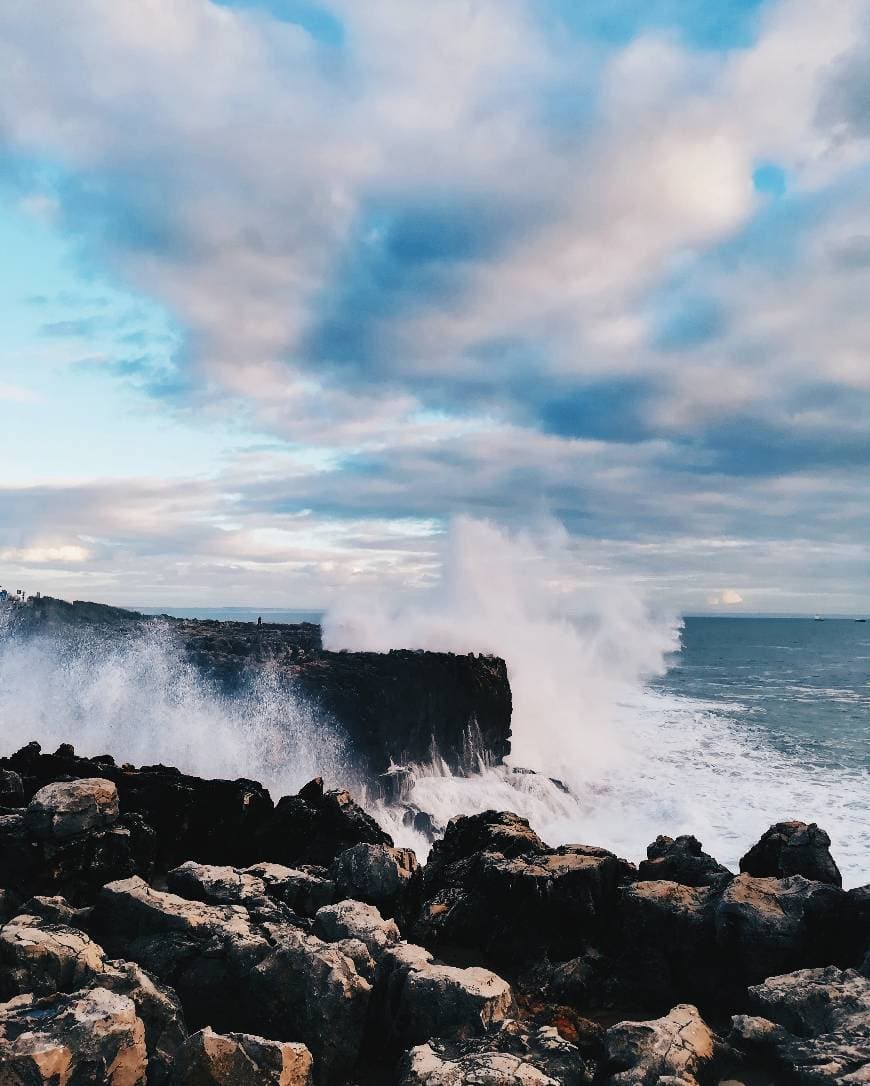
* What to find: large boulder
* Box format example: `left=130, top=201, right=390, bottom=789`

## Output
left=714, top=874, right=845, bottom=985
left=604, top=1003, right=719, bottom=1086
left=166, top=861, right=290, bottom=925
left=415, top=812, right=631, bottom=965
left=244, top=927, right=371, bottom=1085
left=740, top=821, right=842, bottom=887
left=172, top=1027, right=313, bottom=1086
left=731, top=966, right=870, bottom=1083
left=91, top=877, right=268, bottom=1033
left=313, top=899, right=400, bottom=960
left=331, top=842, right=419, bottom=916
left=375, top=942, right=513, bottom=1052
left=90, top=959, right=187, bottom=1086
left=615, top=874, right=846, bottom=1008
left=0, top=986, right=147, bottom=1084
left=398, top=1022, right=593, bottom=1086
left=0, top=913, right=106, bottom=998
left=637, top=835, right=732, bottom=888
left=614, top=881, right=718, bottom=1007
left=0, top=802, right=154, bottom=906
left=24, top=778, right=119, bottom=840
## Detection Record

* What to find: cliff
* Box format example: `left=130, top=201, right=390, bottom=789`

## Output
left=11, top=596, right=512, bottom=775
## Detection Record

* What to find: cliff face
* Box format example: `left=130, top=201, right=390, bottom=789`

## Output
left=10, top=597, right=513, bottom=775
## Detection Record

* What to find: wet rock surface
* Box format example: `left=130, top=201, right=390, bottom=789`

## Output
left=0, top=739, right=865, bottom=1084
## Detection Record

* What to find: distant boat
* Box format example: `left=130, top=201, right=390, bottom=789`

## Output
left=813, top=615, right=824, bottom=621
left=857, top=618, right=867, bottom=623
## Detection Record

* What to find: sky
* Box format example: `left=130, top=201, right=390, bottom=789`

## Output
left=1, top=0, right=869, bottom=615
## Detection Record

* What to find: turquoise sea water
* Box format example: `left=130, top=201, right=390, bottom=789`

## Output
left=660, top=617, right=870, bottom=773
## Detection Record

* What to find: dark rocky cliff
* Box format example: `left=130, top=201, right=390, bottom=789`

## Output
left=10, top=596, right=512, bottom=775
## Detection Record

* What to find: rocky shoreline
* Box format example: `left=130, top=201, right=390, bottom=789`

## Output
left=8, top=598, right=512, bottom=776
left=0, top=741, right=867, bottom=1084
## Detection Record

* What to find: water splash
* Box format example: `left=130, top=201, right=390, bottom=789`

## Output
left=0, top=621, right=353, bottom=796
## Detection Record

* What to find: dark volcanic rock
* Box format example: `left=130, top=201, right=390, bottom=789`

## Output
left=637, top=834, right=733, bottom=888
left=291, top=649, right=512, bottom=774
left=414, top=811, right=632, bottom=966
left=731, top=966, right=870, bottom=1083
left=253, top=778, right=393, bottom=868
left=740, top=821, right=843, bottom=887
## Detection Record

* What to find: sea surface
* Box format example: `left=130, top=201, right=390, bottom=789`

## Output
left=659, top=616, right=870, bottom=774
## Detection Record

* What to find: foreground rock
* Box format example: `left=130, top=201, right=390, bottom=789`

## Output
left=246, top=928, right=370, bottom=1084
left=173, top=1027, right=313, bottom=1086
left=414, top=811, right=632, bottom=965
left=731, top=965, right=870, bottom=1082
left=0, top=986, right=148, bottom=1084
left=25, top=777, right=120, bottom=840
left=616, top=872, right=847, bottom=1008
left=740, top=821, right=843, bottom=887
left=0, top=913, right=106, bottom=998
left=399, top=1021, right=594, bottom=1086
left=604, top=1003, right=720, bottom=1085
left=376, top=942, right=513, bottom=1051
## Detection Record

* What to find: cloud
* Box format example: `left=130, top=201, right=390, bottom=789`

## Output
left=707, top=588, right=744, bottom=606
left=1, top=0, right=870, bottom=610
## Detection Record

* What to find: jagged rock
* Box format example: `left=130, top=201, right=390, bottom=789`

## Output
left=314, top=899, right=400, bottom=959
left=330, top=937, right=376, bottom=982
left=0, top=913, right=106, bottom=998
left=172, top=1026, right=313, bottom=1085
left=24, top=777, right=119, bottom=839
left=425, top=812, right=547, bottom=879
left=714, top=874, right=845, bottom=984
left=91, top=959, right=187, bottom=1086
left=740, top=821, right=842, bottom=887
left=397, top=1019, right=593, bottom=1085
left=244, top=927, right=371, bottom=1085
left=167, top=861, right=288, bottom=925
left=399, top=1043, right=561, bottom=1085
left=730, top=966, right=870, bottom=1083
left=416, top=812, right=631, bottom=964
left=0, top=769, right=24, bottom=807
left=616, top=874, right=846, bottom=1007
left=3, top=742, right=275, bottom=870
left=331, top=842, right=419, bottom=913
left=94, top=876, right=258, bottom=944
left=0, top=803, right=154, bottom=905
left=637, top=835, right=733, bottom=888
left=604, top=1003, right=718, bottom=1085
left=0, top=986, right=147, bottom=1084
left=253, top=780, right=393, bottom=868
left=373, top=765, right=416, bottom=804
left=91, top=876, right=269, bottom=1032
left=376, top=942, right=513, bottom=1051
left=244, top=863, right=335, bottom=917
left=19, top=894, right=92, bottom=927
